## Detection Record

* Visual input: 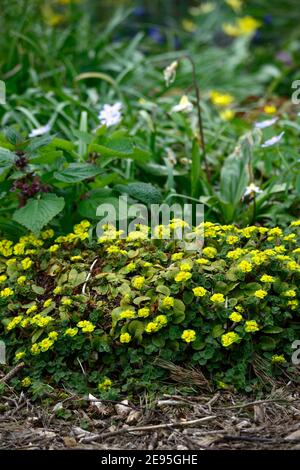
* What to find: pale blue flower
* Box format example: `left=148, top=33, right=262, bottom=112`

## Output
left=261, top=131, right=285, bottom=148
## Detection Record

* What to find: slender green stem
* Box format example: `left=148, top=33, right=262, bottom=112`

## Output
left=181, top=55, right=210, bottom=181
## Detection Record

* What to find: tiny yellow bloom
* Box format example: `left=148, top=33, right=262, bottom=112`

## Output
left=254, top=289, right=268, bottom=299
left=260, top=275, right=275, bottom=283
left=193, top=286, right=207, bottom=297
left=138, top=307, right=150, bottom=318
left=210, top=293, right=225, bottom=303
left=175, top=271, right=192, bottom=283
left=161, top=296, right=174, bottom=309
left=132, top=276, right=145, bottom=290
left=271, top=354, right=286, bottom=364
left=64, top=328, right=78, bottom=337
left=221, top=332, right=241, bottom=347
left=120, top=332, right=131, bottom=343
left=17, top=276, right=27, bottom=286
left=98, top=377, right=112, bottom=392
left=238, top=260, right=253, bottom=273
left=43, top=299, right=53, bottom=308
left=244, top=320, right=259, bottom=333
left=229, top=312, right=243, bottom=322
left=264, top=105, right=277, bottom=115
left=21, top=257, right=33, bottom=270
left=0, top=287, right=14, bottom=298
left=181, top=329, right=196, bottom=343
left=21, top=377, right=31, bottom=387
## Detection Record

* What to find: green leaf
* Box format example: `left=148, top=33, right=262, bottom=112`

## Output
left=127, top=320, right=144, bottom=341
left=0, top=147, right=15, bottom=174
left=115, top=182, right=162, bottom=205
left=54, top=163, right=103, bottom=183
left=173, top=299, right=185, bottom=324
left=263, top=326, right=284, bottom=334
left=259, top=336, right=277, bottom=351
left=212, top=324, right=225, bottom=338
left=68, top=269, right=87, bottom=288
left=13, top=193, right=65, bottom=233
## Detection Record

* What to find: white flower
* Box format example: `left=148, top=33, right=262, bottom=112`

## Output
left=171, top=95, right=193, bottom=113
left=261, top=131, right=285, bottom=148
left=98, top=102, right=122, bottom=127
left=254, top=117, right=278, bottom=129
left=244, top=183, right=262, bottom=198
left=163, top=61, right=178, bottom=86
left=29, top=123, right=51, bottom=138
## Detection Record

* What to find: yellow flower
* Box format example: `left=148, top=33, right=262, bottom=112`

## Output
left=64, top=328, right=78, bottom=337
left=161, top=296, right=174, bottom=309
left=235, top=305, right=244, bottom=313
left=120, top=333, right=131, bottom=343
left=179, top=262, right=192, bottom=271
left=210, top=91, right=234, bottom=107
left=290, top=220, right=300, bottom=227
left=120, top=309, right=135, bottom=319
left=223, top=16, right=261, bottom=37
left=254, top=289, right=267, bottom=299
left=271, top=354, right=286, bottom=364
left=226, top=235, right=239, bottom=245
left=21, top=257, right=33, bottom=270
left=181, top=329, right=196, bottom=343
left=282, top=290, right=296, bottom=298
left=15, top=351, right=26, bottom=361
left=31, top=314, right=53, bottom=328
left=53, top=286, right=62, bottom=295
left=17, top=276, right=27, bottom=286
left=175, top=271, right=192, bottom=282
left=30, top=343, right=40, bottom=355
left=225, top=0, right=243, bottom=12
left=61, top=297, right=72, bottom=306
left=0, top=275, right=7, bottom=283
left=71, top=255, right=83, bottom=262
left=171, top=253, right=184, bottom=261
left=77, top=320, right=95, bottom=333
left=244, top=320, right=259, bottom=333
left=221, top=332, right=240, bottom=347
left=145, top=322, right=159, bottom=333
left=43, top=299, right=53, bottom=308
left=220, top=109, right=235, bottom=121
left=21, top=377, right=31, bottom=387
left=229, top=312, right=243, bottom=322
left=288, top=300, right=299, bottom=310
left=26, top=305, right=37, bottom=315
left=138, top=307, right=150, bottom=318
left=238, top=260, right=253, bottom=273
left=202, top=246, right=217, bottom=258
left=132, top=276, right=145, bottom=290
left=0, top=287, right=14, bottom=298
left=210, top=293, right=225, bottom=303
left=48, top=331, right=58, bottom=340
left=193, top=286, right=207, bottom=297
left=41, top=229, right=54, bottom=240
left=39, top=338, right=54, bottom=352
left=182, top=19, right=197, bottom=33
left=98, top=378, right=112, bottom=392
left=155, top=315, right=168, bottom=327
left=196, top=258, right=209, bottom=265
left=260, top=275, right=275, bottom=283
left=264, top=105, right=277, bottom=115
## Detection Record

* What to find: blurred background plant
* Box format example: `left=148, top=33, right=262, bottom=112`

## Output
left=0, top=0, right=299, bottom=238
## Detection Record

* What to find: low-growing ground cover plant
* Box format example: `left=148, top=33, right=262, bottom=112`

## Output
left=1, top=219, right=299, bottom=398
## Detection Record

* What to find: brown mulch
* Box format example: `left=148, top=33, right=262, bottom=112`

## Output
left=1, top=384, right=300, bottom=450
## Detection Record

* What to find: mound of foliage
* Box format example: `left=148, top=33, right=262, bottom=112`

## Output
left=1, top=219, right=300, bottom=397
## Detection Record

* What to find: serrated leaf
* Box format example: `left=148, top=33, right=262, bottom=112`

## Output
left=13, top=193, right=65, bottom=233
left=115, top=182, right=162, bottom=205
left=54, top=163, right=103, bottom=183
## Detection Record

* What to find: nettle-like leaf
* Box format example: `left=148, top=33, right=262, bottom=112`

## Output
left=54, top=162, right=103, bottom=183
left=13, top=193, right=65, bottom=233
left=115, top=182, right=162, bottom=205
